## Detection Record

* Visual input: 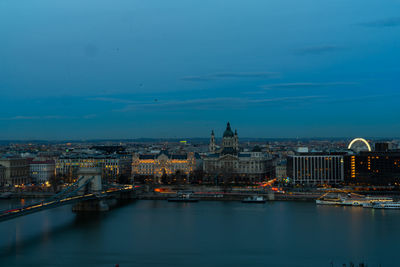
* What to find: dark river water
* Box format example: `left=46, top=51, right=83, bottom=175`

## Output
left=0, top=199, right=398, bottom=266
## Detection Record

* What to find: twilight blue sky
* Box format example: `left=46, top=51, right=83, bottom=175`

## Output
left=1, top=0, right=400, bottom=139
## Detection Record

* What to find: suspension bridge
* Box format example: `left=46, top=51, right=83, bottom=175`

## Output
left=0, top=167, right=138, bottom=222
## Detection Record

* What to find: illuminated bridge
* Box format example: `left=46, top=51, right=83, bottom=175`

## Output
left=0, top=168, right=138, bottom=223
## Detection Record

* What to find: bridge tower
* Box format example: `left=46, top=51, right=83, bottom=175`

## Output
left=77, top=167, right=102, bottom=195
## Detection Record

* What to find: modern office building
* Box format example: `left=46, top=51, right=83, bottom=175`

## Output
left=287, top=153, right=345, bottom=185
left=344, top=151, right=400, bottom=185
left=203, top=122, right=274, bottom=184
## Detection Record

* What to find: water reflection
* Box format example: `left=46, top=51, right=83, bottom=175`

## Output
left=0, top=200, right=398, bottom=266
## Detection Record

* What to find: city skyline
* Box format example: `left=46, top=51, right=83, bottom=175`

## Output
left=2, top=1, right=400, bottom=266
left=1, top=0, right=400, bottom=139
left=1, top=121, right=400, bottom=141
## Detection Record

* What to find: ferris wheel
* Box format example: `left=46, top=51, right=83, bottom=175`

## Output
left=348, top=138, right=371, bottom=152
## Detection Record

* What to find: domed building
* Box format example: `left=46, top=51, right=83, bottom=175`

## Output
left=209, top=122, right=239, bottom=155
left=204, top=122, right=274, bottom=184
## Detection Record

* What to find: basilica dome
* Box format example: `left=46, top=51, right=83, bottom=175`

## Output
left=223, top=122, right=234, bottom=137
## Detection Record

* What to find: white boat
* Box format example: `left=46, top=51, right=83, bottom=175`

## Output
left=362, top=202, right=374, bottom=208
left=341, top=196, right=393, bottom=207
left=373, top=202, right=400, bottom=209
left=168, top=192, right=199, bottom=202
left=242, top=195, right=266, bottom=203
left=365, top=196, right=393, bottom=202
left=362, top=197, right=393, bottom=208
left=341, top=198, right=364, bottom=206
left=316, top=199, right=341, bottom=205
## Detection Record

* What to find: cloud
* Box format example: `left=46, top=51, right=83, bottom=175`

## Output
left=211, top=72, right=280, bottom=78
left=83, top=114, right=97, bottom=119
left=262, top=82, right=357, bottom=90
left=181, top=76, right=215, bottom=82
left=88, top=97, right=138, bottom=104
left=0, top=115, right=92, bottom=120
left=0, top=116, right=63, bottom=121
left=250, top=95, right=325, bottom=103
left=294, top=45, right=342, bottom=55
left=115, top=95, right=325, bottom=112
left=322, top=93, right=400, bottom=104
left=360, top=17, right=400, bottom=28
left=181, top=72, right=280, bottom=81
left=116, top=97, right=239, bottom=111
left=1, top=116, right=42, bottom=120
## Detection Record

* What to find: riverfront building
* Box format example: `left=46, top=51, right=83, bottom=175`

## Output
left=287, top=153, right=345, bottom=185
left=56, top=154, right=132, bottom=182
left=344, top=151, right=400, bottom=185
left=275, top=161, right=287, bottom=180
left=203, top=122, right=274, bottom=184
left=29, top=160, right=55, bottom=183
left=0, top=157, right=30, bottom=186
left=131, top=151, right=200, bottom=183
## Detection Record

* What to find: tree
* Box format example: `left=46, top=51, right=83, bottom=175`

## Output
left=189, top=169, right=204, bottom=184
left=160, top=169, right=168, bottom=184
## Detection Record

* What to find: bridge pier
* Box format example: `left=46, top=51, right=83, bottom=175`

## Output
left=72, top=197, right=118, bottom=212
left=77, top=167, right=102, bottom=195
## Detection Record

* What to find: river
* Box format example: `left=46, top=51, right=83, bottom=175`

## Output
left=0, top=199, right=398, bottom=266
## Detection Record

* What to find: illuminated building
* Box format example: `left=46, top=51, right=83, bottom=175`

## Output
left=0, top=157, right=30, bottom=186
left=56, top=154, right=131, bottom=181
left=203, top=122, right=274, bottom=183
left=287, top=153, right=345, bottom=185
left=275, top=161, right=287, bottom=180
left=29, top=160, right=55, bottom=183
left=131, top=151, right=199, bottom=183
left=344, top=151, right=400, bottom=185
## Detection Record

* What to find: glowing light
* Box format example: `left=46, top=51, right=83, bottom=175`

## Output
left=348, top=138, right=371, bottom=151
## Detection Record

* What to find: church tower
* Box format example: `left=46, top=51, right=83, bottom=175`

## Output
left=222, top=122, right=234, bottom=149
left=209, top=130, right=216, bottom=152
left=234, top=129, right=239, bottom=151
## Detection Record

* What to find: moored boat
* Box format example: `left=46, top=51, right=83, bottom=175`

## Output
left=373, top=202, right=400, bottom=209
left=242, top=195, right=266, bottom=203
left=342, top=195, right=393, bottom=207
left=362, top=202, right=374, bottom=208
left=167, top=192, right=199, bottom=202
left=316, top=199, right=342, bottom=205
left=340, top=198, right=364, bottom=206
left=362, top=197, right=393, bottom=208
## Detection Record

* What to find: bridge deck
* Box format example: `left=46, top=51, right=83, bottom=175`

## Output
left=0, top=186, right=135, bottom=222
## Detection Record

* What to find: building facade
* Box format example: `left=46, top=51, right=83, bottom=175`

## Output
left=0, top=165, right=6, bottom=187
left=287, top=153, right=345, bottom=185
left=275, top=161, right=287, bottom=180
left=203, top=122, right=274, bottom=184
left=0, top=157, right=30, bottom=186
left=344, top=151, right=400, bottom=185
left=132, top=151, right=199, bottom=183
left=56, top=154, right=132, bottom=182
left=29, top=160, right=55, bottom=183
